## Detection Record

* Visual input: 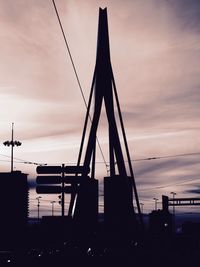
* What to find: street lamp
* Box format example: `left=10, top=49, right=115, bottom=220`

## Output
left=51, top=201, right=56, bottom=216
left=153, top=198, right=159, bottom=210
left=36, top=196, right=42, bottom=220
left=3, top=123, right=22, bottom=172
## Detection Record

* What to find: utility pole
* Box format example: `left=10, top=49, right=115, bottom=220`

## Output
left=36, top=196, right=42, bottom=220
left=51, top=201, right=56, bottom=216
left=153, top=198, right=159, bottom=210
left=3, top=123, right=22, bottom=172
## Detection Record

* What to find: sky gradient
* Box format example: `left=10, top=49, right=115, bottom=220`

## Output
left=0, top=0, right=200, bottom=216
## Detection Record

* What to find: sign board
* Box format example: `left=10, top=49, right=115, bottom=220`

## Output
left=63, top=175, right=89, bottom=184
left=36, top=186, right=62, bottom=194
left=36, top=176, right=62, bottom=184
left=64, top=165, right=90, bottom=174
left=36, top=166, right=62, bottom=174
left=36, top=165, right=90, bottom=175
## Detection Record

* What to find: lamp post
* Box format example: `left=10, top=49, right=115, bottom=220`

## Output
left=3, top=123, right=22, bottom=172
left=51, top=201, right=56, bottom=216
left=153, top=198, right=159, bottom=210
left=36, top=196, right=42, bottom=220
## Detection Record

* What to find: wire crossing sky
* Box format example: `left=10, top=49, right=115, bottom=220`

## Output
left=51, top=0, right=108, bottom=174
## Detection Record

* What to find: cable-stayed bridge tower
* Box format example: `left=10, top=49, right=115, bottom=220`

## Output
left=69, top=8, right=142, bottom=239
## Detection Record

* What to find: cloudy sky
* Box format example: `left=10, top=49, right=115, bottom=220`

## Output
left=0, top=0, right=200, bottom=216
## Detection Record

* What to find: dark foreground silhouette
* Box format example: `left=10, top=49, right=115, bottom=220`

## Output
left=1, top=219, right=200, bottom=267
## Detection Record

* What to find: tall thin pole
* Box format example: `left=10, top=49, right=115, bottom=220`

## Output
left=3, top=123, right=22, bottom=173
left=11, top=123, right=14, bottom=172
left=51, top=201, right=55, bottom=216
left=38, top=201, right=39, bottom=219
left=61, top=164, right=65, bottom=217
left=36, top=197, right=41, bottom=220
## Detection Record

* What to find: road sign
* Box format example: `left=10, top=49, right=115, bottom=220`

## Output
left=36, top=176, right=62, bottom=184
left=63, top=175, right=90, bottom=184
left=36, top=165, right=90, bottom=175
left=64, top=165, right=90, bottom=174
left=36, top=186, right=62, bottom=194
left=36, top=166, right=62, bottom=174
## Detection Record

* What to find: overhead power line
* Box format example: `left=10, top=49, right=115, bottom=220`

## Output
left=0, top=151, right=199, bottom=167
left=139, top=176, right=200, bottom=192
left=0, top=153, right=47, bottom=166
left=134, top=152, right=200, bottom=162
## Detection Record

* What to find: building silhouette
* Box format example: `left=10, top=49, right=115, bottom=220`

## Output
left=0, top=171, right=29, bottom=247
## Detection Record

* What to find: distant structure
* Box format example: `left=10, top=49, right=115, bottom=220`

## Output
left=68, top=8, right=142, bottom=241
left=162, top=195, right=200, bottom=209
left=0, top=171, right=29, bottom=247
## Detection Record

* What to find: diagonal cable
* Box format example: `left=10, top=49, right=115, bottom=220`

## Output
left=51, top=0, right=108, bottom=174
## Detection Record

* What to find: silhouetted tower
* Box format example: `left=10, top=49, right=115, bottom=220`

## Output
left=69, top=8, right=142, bottom=239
